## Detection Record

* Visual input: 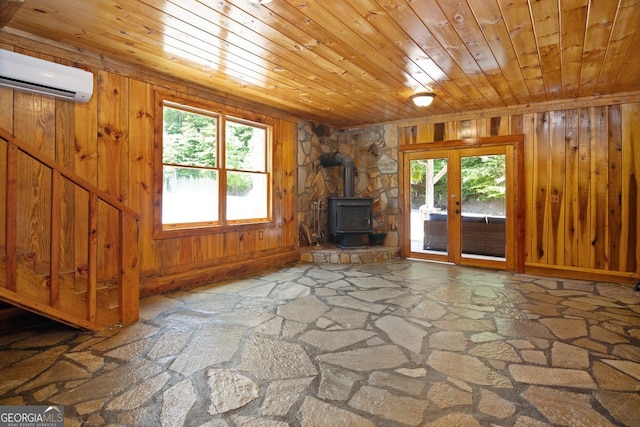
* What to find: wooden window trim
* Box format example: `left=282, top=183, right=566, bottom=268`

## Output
left=153, top=91, right=275, bottom=239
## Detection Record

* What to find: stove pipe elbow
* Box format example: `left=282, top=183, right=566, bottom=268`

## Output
left=319, top=152, right=355, bottom=197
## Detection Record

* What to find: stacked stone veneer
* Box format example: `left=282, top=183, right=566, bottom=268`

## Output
left=297, top=121, right=399, bottom=247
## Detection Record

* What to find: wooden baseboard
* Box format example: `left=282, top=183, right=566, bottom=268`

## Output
left=525, top=263, right=640, bottom=286
left=140, top=248, right=300, bottom=297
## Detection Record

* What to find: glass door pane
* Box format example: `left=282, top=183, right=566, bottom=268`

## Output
left=459, top=154, right=506, bottom=259
left=410, top=157, right=448, bottom=254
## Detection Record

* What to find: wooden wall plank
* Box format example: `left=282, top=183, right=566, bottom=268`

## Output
left=127, top=79, right=156, bottom=272
left=224, top=232, right=240, bottom=258
left=14, top=90, right=56, bottom=265
left=608, top=105, right=623, bottom=270
left=87, top=193, right=98, bottom=322
left=459, top=120, right=474, bottom=139
left=55, top=99, right=75, bottom=273
left=533, top=112, right=550, bottom=263
left=400, top=126, right=416, bottom=145
left=74, top=71, right=98, bottom=293
left=564, top=109, right=579, bottom=266
left=576, top=108, right=592, bottom=268
left=418, top=125, right=433, bottom=143
left=119, top=212, right=139, bottom=324
left=591, top=106, right=608, bottom=269
left=490, top=117, right=502, bottom=136
left=446, top=122, right=458, bottom=141
left=97, top=71, right=128, bottom=279
left=511, top=114, right=524, bottom=134
left=476, top=118, right=487, bottom=138
left=549, top=110, right=566, bottom=265
left=620, top=102, right=639, bottom=272
left=434, top=123, right=445, bottom=142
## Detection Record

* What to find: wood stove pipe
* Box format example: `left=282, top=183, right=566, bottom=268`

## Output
left=319, top=152, right=354, bottom=197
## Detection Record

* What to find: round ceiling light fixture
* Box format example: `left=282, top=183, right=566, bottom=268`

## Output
left=410, top=92, right=436, bottom=107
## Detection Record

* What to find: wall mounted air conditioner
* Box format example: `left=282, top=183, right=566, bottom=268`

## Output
left=0, top=49, right=94, bottom=103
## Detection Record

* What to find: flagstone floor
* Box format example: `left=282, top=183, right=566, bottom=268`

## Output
left=1, top=260, right=639, bottom=426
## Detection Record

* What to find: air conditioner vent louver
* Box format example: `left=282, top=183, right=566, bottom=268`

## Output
left=0, top=49, right=93, bottom=103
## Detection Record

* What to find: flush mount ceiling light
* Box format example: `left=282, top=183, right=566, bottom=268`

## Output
left=410, top=92, right=436, bottom=107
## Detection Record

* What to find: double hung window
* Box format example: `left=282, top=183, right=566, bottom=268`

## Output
left=157, top=97, right=270, bottom=234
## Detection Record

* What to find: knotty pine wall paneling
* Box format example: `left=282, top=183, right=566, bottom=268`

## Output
left=607, top=105, right=623, bottom=272
left=621, top=103, right=640, bottom=272
left=97, top=71, right=128, bottom=282
left=399, top=106, right=640, bottom=284
left=0, top=42, right=299, bottom=298
left=127, top=79, right=156, bottom=274
left=72, top=65, right=99, bottom=296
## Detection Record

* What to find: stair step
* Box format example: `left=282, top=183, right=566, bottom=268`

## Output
left=0, top=245, right=36, bottom=261
left=33, top=261, right=76, bottom=277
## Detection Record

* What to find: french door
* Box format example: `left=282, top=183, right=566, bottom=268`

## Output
left=402, top=137, right=524, bottom=272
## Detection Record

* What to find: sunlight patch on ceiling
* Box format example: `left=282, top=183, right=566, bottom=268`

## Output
left=415, top=55, right=446, bottom=83
left=161, top=2, right=267, bottom=87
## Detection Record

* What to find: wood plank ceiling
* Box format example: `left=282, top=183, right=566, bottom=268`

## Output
left=1, top=0, right=640, bottom=128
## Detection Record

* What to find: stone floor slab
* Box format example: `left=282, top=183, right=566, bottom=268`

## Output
left=375, top=315, right=428, bottom=353
left=238, top=336, right=317, bottom=380
left=299, top=396, right=375, bottom=427
left=207, top=369, right=260, bottom=415
left=509, top=364, right=597, bottom=388
left=521, top=386, right=614, bottom=426
left=427, top=350, right=512, bottom=387
left=349, top=385, right=428, bottom=426
left=317, top=344, right=409, bottom=371
left=169, top=323, right=246, bottom=377
left=299, top=329, right=377, bottom=351
left=161, top=378, right=196, bottom=427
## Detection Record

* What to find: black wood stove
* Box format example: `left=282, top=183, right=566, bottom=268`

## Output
left=327, top=197, right=373, bottom=248
left=320, top=152, right=373, bottom=248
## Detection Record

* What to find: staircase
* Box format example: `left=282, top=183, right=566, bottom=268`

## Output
left=0, top=127, right=140, bottom=331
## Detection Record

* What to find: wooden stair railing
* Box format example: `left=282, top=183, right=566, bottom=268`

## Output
left=0, top=127, right=140, bottom=331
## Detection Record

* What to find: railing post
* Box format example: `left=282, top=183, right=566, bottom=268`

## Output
left=87, top=193, right=98, bottom=322
left=119, top=213, right=140, bottom=324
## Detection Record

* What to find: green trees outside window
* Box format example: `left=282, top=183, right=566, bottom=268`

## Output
left=161, top=102, right=270, bottom=227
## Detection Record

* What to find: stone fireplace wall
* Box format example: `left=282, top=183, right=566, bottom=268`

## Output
left=297, top=121, right=399, bottom=247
